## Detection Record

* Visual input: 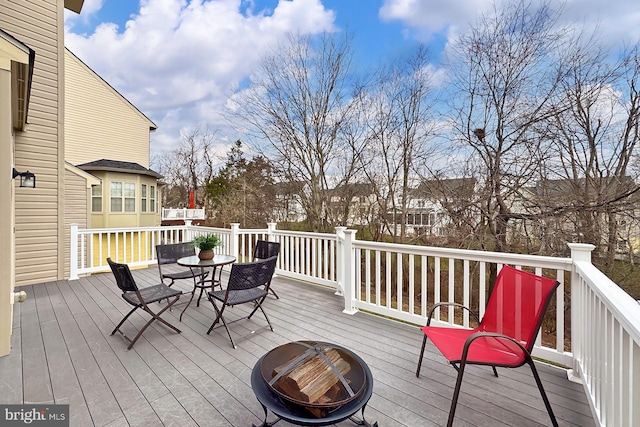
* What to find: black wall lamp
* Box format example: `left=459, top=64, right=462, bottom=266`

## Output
left=12, top=168, right=36, bottom=188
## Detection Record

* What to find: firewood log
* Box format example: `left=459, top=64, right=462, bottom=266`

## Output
left=273, top=348, right=351, bottom=404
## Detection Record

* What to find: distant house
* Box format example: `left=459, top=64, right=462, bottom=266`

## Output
left=398, top=178, right=477, bottom=236
left=523, top=176, right=640, bottom=256
left=1, top=0, right=86, bottom=356
left=328, top=183, right=376, bottom=227
left=272, top=180, right=306, bottom=223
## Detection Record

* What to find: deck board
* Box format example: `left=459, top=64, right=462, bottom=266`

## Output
left=0, top=266, right=595, bottom=426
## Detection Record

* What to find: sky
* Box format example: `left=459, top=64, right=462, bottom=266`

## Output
left=63, top=0, right=640, bottom=165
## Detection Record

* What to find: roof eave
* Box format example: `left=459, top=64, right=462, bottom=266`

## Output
left=78, top=165, right=163, bottom=179
left=0, top=30, right=35, bottom=130
left=64, top=0, right=85, bottom=14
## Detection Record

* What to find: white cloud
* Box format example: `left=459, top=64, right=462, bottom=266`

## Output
left=65, top=0, right=336, bottom=154
left=64, top=0, right=105, bottom=24
left=380, top=0, right=640, bottom=47
left=380, top=0, right=489, bottom=34
left=66, top=0, right=639, bottom=159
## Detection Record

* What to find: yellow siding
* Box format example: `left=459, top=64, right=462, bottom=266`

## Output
left=64, top=49, right=154, bottom=168
left=1, top=0, right=65, bottom=287
left=90, top=171, right=161, bottom=228
left=92, top=231, right=154, bottom=269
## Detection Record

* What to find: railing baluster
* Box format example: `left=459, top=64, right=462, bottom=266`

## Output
left=448, top=258, right=454, bottom=324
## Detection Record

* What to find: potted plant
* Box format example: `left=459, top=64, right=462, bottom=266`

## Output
left=192, top=233, right=222, bottom=260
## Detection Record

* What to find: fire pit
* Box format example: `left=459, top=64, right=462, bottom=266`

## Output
left=251, top=341, right=377, bottom=427
left=261, top=341, right=366, bottom=417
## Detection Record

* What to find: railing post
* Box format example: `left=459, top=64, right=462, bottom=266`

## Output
left=230, top=223, right=240, bottom=260
left=341, top=229, right=358, bottom=315
left=70, top=224, right=79, bottom=280
left=183, top=224, right=193, bottom=242
left=267, top=222, right=277, bottom=241
left=567, top=243, right=595, bottom=383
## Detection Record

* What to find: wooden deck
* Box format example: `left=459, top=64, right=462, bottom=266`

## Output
left=0, top=265, right=595, bottom=426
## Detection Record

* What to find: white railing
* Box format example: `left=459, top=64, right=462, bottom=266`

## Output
left=569, top=246, right=640, bottom=427
left=69, top=224, right=231, bottom=276
left=340, top=230, right=574, bottom=366
left=161, top=207, right=206, bottom=220
left=69, top=222, right=640, bottom=426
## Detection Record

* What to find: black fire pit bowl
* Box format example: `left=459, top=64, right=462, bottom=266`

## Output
left=259, top=341, right=366, bottom=417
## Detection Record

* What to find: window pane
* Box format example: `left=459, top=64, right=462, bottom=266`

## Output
left=110, top=182, right=122, bottom=197
left=92, top=185, right=102, bottom=196
left=125, top=198, right=135, bottom=212
left=141, top=184, right=147, bottom=212
left=111, top=198, right=122, bottom=212
left=92, top=197, right=102, bottom=212
left=151, top=199, right=156, bottom=212
left=150, top=185, right=155, bottom=198
left=124, top=183, right=136, bottom=197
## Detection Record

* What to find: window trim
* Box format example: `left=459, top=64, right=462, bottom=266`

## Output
left=110, top=180, right=136, bottom=213
left=141, top=183, right=147, bottom=213
left=91, top=184, right=103, bottom=213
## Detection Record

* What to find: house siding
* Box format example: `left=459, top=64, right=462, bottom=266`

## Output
left=64, top=49, right=154, bottom=168
left=1, top=0, right=65, bottom=287
left=0, top=63, right=17, bottom=357
left=89, top=171, right=161, bottom=228
left=63, top=167, right=91, bottom=278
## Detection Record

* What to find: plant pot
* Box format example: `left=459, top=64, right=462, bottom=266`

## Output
left=198, top=249, right=214, bottom=260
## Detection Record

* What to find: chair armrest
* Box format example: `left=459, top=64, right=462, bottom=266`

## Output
left=426, top=302, right=480, bottom=326
left=461, top=331, right=529, bottom=364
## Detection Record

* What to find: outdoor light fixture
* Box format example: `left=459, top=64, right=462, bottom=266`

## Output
left=12, top=167, right=36, bottom=188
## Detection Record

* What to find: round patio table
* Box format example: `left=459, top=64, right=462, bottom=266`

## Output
left=176, top=254, right=236, bottom=320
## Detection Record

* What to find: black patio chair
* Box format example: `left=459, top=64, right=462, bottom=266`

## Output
left=252, top=240, right=281, bottom=298
left=107, top=257, right=183, bottom=350
left=156, top=242, right=207, bottom=287
left=206, top=256, right=277, bottom=348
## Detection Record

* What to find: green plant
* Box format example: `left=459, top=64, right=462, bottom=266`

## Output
left=192, top=233, right=222, bottom=251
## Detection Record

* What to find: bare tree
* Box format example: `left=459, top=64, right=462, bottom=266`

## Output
left=155, top=127, right=219, bottom=209
left=447, top=0, right=569, bottom=254
left=230, top=32, right=360, bottom=232
left=542, top=42, right=640, bottom=268
left=356, top=45, right=437, bottom=241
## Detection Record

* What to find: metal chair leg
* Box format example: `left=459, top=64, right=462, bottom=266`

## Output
left=416, top=334, right=428, bottom=377
left=111, top=307, right=137, bottom=336
left=527, top=358, right=559, bottom=427
left=447, top=358, right=468, bottom=427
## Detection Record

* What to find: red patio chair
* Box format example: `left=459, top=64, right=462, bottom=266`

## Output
left=416, top=265, right=560, bottom=427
